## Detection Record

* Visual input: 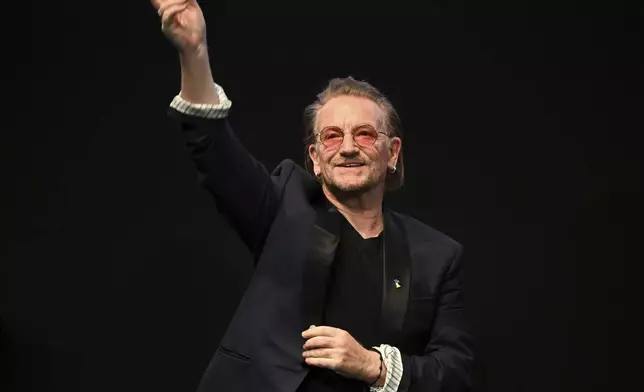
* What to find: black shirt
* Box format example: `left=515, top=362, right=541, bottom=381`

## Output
left=297, top=219, right=384, bottom=392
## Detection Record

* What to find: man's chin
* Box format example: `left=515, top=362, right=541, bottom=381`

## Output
left=326, top=178, right=373, bottom=194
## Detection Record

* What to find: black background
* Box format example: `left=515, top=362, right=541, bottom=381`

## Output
left=2, top=2, right=641, bottom=391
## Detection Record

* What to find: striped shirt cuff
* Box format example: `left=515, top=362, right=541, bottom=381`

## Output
left=169, top=83, right=232, bottom=119
left=370, top=344, right=403, bottom=392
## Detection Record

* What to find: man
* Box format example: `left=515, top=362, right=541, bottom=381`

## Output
left=151, top=1, right=475, bottom=391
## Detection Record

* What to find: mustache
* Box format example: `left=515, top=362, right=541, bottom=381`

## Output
left=333, top=159, right=367, bottom=166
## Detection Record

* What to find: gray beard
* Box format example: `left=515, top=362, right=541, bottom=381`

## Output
left=321, top=172, right=380, bottom=196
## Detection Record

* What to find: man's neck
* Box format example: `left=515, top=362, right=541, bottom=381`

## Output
left=323, top=185, right=384, bottom=239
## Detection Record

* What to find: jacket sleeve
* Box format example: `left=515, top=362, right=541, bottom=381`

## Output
left=398, top=245, right=475, bottom=392
left=167, top=87, right=292, bottom=256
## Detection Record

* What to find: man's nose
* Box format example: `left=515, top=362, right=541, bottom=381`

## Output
left=338, top=133, right=359, bottom=155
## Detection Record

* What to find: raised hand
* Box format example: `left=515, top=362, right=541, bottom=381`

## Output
left=151, top=0, right=206, bottom=54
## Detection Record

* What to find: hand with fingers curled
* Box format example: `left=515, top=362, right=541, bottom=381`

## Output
left=150, top=0, right=207, bottom=54
left=301, top=326, right=386, bottom=386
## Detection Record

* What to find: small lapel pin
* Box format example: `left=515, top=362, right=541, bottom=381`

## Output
left=393, top=279, right=401, bottom=289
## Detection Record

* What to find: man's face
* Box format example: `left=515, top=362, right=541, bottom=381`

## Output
left=308, top=95, right=401, bottom=193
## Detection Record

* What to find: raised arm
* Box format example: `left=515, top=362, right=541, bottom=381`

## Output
left=151, top=0, right=286, bottom=255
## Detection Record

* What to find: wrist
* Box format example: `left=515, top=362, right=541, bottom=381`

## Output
left=177, top=42, right=219, bottom=105
left=179, top=42, right=209, bottom=66
left=364, top=348, right=385, bottom=387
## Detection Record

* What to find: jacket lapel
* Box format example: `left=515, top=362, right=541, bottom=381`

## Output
left=300, top=202, right=342, bottom=330
left=299, top=198, right=411, bottom=345
left=380, top=209, right=411, bottom=346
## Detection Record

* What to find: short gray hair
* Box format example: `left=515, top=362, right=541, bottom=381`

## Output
left=303, top=77, right=405, bottom=191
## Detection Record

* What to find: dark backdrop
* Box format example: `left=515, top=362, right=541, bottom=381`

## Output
left=2, top=2, right=641, bottom=391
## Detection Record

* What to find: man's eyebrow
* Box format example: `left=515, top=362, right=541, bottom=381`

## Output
left=319, top=122, right=378, bottom=130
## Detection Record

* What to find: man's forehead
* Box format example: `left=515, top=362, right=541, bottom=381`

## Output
left=316, top=96, right=384, bottom=128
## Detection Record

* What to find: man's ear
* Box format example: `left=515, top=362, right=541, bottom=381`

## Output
left=388, top=137, right=402, bottom=169
left=308, top=144, right=321, bottom=176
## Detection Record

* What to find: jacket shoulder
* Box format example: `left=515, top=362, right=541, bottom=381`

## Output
left=269, top=159, right=300, bottom=189
left=271, top=159, right=297, bottom=176
left=271, top=159, right=321, bottom=199
left=393, top=211, right=462, bottom=251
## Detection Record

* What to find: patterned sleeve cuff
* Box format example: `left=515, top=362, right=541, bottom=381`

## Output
left=370, top=344, right=403, bottom=392
left=169, top=83, right=232, bottom=119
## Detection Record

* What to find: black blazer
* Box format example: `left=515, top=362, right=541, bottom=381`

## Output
left=170, top=109, right=475, bottom=392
